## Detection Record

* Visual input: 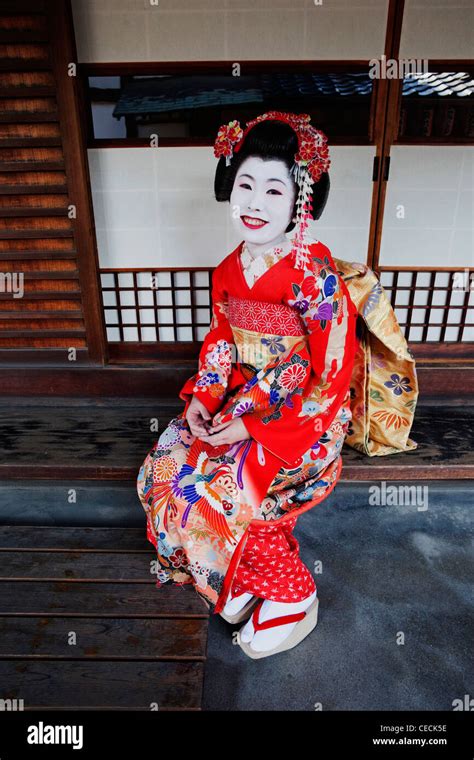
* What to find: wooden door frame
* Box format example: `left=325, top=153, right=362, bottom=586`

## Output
left=367, top=0, right=405, bottom=271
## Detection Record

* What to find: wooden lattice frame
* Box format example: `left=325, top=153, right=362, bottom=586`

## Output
left=100, top=266, right=474, bottom=364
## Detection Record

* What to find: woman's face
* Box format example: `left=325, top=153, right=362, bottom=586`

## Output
left=229, top=155, right=297, bottom=246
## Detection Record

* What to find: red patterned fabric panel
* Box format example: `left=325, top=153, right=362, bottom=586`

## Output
left=228, top=294, right=306, bottom=336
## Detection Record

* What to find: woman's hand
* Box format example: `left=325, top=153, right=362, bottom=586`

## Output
left=198, top=416, right=250, bottom=446
left=186, top=395, right=212, bottom=437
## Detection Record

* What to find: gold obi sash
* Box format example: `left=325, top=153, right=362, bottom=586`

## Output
left=334, top=258, right=419, bottom=456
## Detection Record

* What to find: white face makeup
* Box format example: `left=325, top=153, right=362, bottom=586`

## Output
left=229, top=156, right=297, bottom=254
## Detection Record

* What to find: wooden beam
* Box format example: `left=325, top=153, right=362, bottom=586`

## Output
left=0, top=364, right=471, bottom=398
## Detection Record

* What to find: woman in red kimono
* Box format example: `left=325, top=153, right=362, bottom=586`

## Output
left=137, top=112, right=358, bottom=659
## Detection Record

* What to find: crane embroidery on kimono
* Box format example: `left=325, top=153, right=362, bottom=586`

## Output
left=178, top=437, right=237, bottom=546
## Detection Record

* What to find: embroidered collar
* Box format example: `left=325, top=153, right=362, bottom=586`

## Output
left=240, top=239, right=293, bottom=289
left=241, top=238, right=292, bottom=264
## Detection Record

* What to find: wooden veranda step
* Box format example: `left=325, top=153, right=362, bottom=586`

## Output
left=0, top=398, right=472, bottom=481
left=0, top=525, right=209, bottom=710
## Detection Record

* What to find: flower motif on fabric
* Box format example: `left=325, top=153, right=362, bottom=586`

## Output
left=157, top=423, right=181, bottom=449
left=288, top=263, right=340, bottom=331
left=202, top=339, right=232, bottom=373
left=194, top=338, right=233, bottom=399
left=384, top=374, right=412, bottom=396
left=279, top=362, right=307, bottom=391
left=234, top=399, right=255, bottom=415
left=169, top=548, right=189, bottom=569
left=194, top=371, right=222, bottom=394
left=261, top=335, right=286, bottom=355
left=152, top=455, right=178, bottom=483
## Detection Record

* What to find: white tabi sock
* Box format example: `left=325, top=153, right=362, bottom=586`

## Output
left=240, top=590, right=317, bottom=650
left=222, top=590, right=254, bottom=616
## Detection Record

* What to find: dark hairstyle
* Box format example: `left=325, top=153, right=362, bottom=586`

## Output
left=214, top=119, right=330, bottom=232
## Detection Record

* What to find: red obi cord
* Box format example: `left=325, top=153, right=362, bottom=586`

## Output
left=230, top=515, right=316, bottom=603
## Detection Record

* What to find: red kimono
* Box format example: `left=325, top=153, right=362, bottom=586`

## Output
left=137, top=239, right=358, bottom=613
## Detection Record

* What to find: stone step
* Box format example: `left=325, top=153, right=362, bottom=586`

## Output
left=0, top=479, right=470, bottom=528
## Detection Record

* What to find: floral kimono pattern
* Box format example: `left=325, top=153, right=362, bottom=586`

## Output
left=137, top=239, right=359, bottom=613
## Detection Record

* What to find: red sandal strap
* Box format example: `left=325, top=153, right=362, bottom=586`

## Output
left=252, top=600, right=307, bottom=631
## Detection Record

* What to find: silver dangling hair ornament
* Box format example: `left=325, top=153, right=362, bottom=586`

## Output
left=288, top=161, right=314, bottom=271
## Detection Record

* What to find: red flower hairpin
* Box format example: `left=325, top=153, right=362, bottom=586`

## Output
left=213, top=111, right=330, bottom=182
left=214, top=120, right=244, bottom=161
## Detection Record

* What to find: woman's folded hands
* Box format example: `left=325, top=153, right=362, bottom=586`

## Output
left=199, top=416, right=250, bottom=446
left=186, top=394, right=250, bottom=445
left=185, top=395, right=211, bottom=437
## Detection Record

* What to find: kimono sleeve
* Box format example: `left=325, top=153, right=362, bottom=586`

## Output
left=178, top=263, right=241, bottom=416
left=241, top=267, right=358, bottom=466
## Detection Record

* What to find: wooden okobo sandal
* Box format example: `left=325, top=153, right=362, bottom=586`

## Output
left=238, top=596, right=319, bottom=659
left=219, top=595, right=260, bottom=625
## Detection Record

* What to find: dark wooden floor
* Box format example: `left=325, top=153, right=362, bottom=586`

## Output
left=0, top=525, right=209, bottom=710
left=0, top=398, right=473, bottom=481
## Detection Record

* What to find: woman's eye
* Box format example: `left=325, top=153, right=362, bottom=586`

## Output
left=239, top=183, right=251, bottom=189
left=267, top=189, right=282, bottom=195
